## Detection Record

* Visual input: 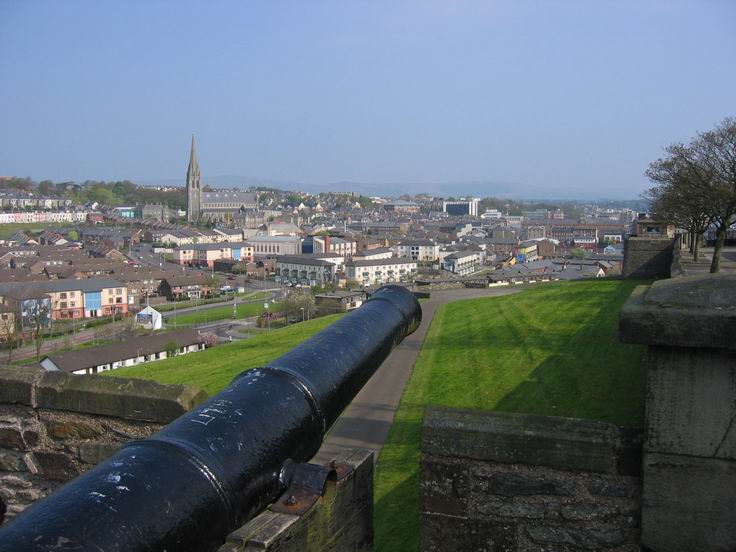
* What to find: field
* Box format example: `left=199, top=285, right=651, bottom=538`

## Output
left=105, top=313, right=343, bottom=394
left=0, top=222, right=74, bottom=239
left=167, top=299, right=284, bottom=326
left=374, top=279, right=648, bottom=552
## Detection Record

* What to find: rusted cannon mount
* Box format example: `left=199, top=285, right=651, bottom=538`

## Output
left=271, top=460, right=354, bottom=515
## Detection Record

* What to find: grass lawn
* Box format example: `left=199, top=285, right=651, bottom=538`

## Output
left=105, top=313, right=343, bottom=395
left=374, top=279, right=648, bottom=552
left=0, top=222, right=74, bottom=239
left=155, top=291, right=270, bottom=313
left=168, top=299, right=284, bottom=326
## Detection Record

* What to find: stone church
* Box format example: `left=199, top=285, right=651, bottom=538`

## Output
left=186, top=136, right=258, bottom=223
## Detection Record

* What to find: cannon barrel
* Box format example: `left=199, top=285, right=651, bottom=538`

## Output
left=0, top=285, right=421, bottom=552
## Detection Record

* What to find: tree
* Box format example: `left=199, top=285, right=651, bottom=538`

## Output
left=697, top=117, right=736, bottom=273
left=0, top=314, right=19, bottom=363
left=645, top=144, right=714, bottom=262
left=571, top=248, right=586, bottom=259
left=645, top=117, right=736, bottom=272
left=281, top=292, right=316, bottom=322
left=30, top=299, right=51, bottom=362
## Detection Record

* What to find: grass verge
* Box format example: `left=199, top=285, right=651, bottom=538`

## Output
left=374, top=279, right=648, bottom=552
left=105, top=313, right=343, bottom=394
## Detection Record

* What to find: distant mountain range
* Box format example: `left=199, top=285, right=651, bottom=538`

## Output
left=136, top=174, right=641, bottom=202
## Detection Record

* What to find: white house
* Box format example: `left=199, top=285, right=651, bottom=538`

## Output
left=346, top=258, right=417, bottom=286
left=40, top=329, right=205, bottom=375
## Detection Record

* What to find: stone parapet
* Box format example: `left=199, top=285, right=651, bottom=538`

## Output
left=619, top=273, right=736, bottom=552
left=420, top=407, right=642, bottom=551
left=0, top=365, right=207, bottom=524
left=622, top=236, right=674, bottom=279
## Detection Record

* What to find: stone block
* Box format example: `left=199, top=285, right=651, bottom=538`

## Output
left=420, top=513, right=517, bottom=552
left=642, top=452, right=736, bottom=552
left=0, top=451, right=26, bottom=472
left=586, top=477, right=640, bottom=499
left=45, top=419, right=100, bottom=440
left=645, top=346, right=736, bottom=459
left=622, top=237, right=674, bottom=279
left=0, top=428, right=25, bottom=451
left=526, top=522, right=633, bottom=549
left=482, top=472, right=573, bottom=497
left=78, top=442, right=120, bottom=465
left=33, top=451, right=80, bottom=482
left=0, top=365, right=44, bottom=406
left=422, top=407, right=635, bottom=474
left=619, top=274, right=736, bottom=350
left=421, top=455, right=468, bottom=516
left=36, top=372, right=208, bottom=423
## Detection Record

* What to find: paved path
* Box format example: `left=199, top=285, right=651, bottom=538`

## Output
left=312, top=286, right=521, bottom=464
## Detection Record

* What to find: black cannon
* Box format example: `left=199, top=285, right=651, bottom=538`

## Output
left=0, top=285, right=421, bottom=552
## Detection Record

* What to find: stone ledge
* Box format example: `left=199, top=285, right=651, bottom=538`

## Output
left=422, top=407, right=641, bottom=475
left=35, top=372, right=207, bottom=423
left=624, top=236, right=676, bottom=252
left=218, top=448, right=373, bottom=552
left=0, top=365, right=44, bottom=406
left=619, top=274, right=736, bottom=350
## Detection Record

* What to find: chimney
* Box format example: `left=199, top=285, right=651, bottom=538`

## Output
left=324, top=235, right=331, bottom=253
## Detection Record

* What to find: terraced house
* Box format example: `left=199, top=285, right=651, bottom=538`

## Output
left=0, top=278, right=128, bottom=326
left=346, top=258, right=417, bottom=286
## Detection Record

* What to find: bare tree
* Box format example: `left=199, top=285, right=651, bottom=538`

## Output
left=0, top=314, right=19, bottom=363
left=696, top=118, right=736, bottom=273
left=30, top=300, right=51, bottom=362
left=645, top=148, right=714, bottom=261
left=645, top=117, right=736, bottom=272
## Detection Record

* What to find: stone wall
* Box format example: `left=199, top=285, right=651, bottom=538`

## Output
left=0, top=365, right=207, bottom=524
left=620, top=274, right=736, bottom=551
left=420, top=407, right=643, bottom=551
left=622, top=236, right=674, bottom=279
left=218, top=449, right=374, bottom=552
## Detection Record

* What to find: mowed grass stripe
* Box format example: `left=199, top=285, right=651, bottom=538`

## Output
left=105, top=314, right=343, bottom=395
left=374, top=279, right=648, bottom=552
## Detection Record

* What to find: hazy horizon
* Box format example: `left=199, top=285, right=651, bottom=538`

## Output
left=1, top=1, right=734, bottom=200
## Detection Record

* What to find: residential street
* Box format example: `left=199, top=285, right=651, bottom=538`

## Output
left=312, top=286, right=522, bottom=464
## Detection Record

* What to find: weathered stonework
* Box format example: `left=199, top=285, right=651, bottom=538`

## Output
left=218, top=449, right=374, bottom=552
left=0, top=365, right=207, bottom=523
left=620, top=273, right=736, bottom=552
left=420, top=407, right=642, bottom=551
left=622, top=236, right=674, bottom=279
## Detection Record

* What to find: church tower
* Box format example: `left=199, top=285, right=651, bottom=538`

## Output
left=186, top=135, right=201, bottom=223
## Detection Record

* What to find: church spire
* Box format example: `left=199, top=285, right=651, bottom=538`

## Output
left=186, top=134, right=201, bottom=223
left=188, top=134, right=199, bottom=173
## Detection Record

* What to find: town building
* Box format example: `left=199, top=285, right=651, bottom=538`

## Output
left=382, top=200, right=421, bottom=214
left=346, top=258, right=417, bottom=286
left=352, top=247, right=394, bottom=261
left=185, top=136, right=259, bottom=222
left=275, top=255, right=341, bottom=287
left=249, top=235, right=303, bottom=256
left=172, top=242, right=255, bottom=267
left=442, top=250, right=484, bottom=275
left=443, top=199, right=479, bottom=216
left=314, top=291, right=366, bottom=313
left=395, top=240, right=440, bottom=262
left=40, top=329, right=205, bottom=375
left=161, top=274, right=215, bottom=301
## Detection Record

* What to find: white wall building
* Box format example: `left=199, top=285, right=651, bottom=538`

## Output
left=346, top=258, right=417, bottom=286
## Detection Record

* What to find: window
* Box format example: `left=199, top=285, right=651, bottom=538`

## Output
left=60, top=292, right=67, bottom=299
left=116, top=288, right=122, bottom=294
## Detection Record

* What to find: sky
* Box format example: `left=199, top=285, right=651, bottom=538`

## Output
left=0, top=1, right=734, bottom=199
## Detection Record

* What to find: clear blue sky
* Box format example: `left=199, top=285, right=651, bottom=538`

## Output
left=1, top=1, right=734, bottom=199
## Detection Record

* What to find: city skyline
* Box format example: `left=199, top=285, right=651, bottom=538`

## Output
left=1, top=1, right=734, bottom=199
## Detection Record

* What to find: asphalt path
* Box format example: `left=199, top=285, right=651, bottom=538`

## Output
left=311, top=286, right=522, bottom=464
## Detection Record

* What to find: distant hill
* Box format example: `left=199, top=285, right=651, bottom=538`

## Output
left=135, top=175, right=640, bottom=202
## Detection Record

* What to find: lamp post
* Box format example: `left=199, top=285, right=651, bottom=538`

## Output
left=264, top=302, right=270, bottom=333
left=301, top=307, right=305, bottom=322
